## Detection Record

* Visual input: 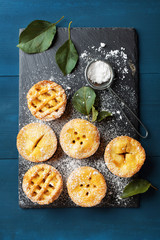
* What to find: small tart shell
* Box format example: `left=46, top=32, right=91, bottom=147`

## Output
left=17, top=123, right=57, bottom=162
left=67, top=166, right=107, bottom=207
left=60, top=119, right=100, bottom=159
left=27, top=80, right=67, bottom=121
left=22, top=164, right=63, bottom=205
left=104, top=136, right=146, bottom=178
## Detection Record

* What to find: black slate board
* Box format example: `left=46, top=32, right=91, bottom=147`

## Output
left=19, top=27, right=139, bottom=208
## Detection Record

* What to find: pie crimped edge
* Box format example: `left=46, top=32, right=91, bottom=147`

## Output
left=104, top=136, right=146, bottom=178
left=22, top=164, right=63, bottom=205
left=17, top=123, right=57, bottom=162
left=67, top=166, right=107, bottom=207
left=60, top=119, right=100, bottom=159
left=27, top=80, right=67, bottom=121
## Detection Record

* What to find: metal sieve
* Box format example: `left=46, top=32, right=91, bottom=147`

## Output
left=85, top=60, right=148, bottom=138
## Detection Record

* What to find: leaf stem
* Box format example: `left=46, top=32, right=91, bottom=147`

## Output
left=55, top=16, right=64, bottom=25
left=68, top=21, right=72, bottom=40
left=151, top=184, right=158, bottom=190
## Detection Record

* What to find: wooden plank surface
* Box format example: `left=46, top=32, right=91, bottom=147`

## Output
left=0, top=0, right=160, bottom=239
left=0, top=0, right=160, bottom=75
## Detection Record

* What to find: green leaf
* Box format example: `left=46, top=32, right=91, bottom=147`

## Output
left=92, top=106, right=98, bottom=122
left=72, top=87, right=96, bottom=115
left=121, top=179, right=151, bottom=199
left=17, top=16, right=64, bottom=53
left=97, top=111, right=112, bottom=122
left=56, top=21, right=78, bottom=75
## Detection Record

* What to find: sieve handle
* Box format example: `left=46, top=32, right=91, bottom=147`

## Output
left=108, top=87, right=148, bottom=138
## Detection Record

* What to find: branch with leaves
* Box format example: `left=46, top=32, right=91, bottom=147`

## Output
left=17, top=17, right=78, bottom=75
left=72, top=86, right=112, bottom=122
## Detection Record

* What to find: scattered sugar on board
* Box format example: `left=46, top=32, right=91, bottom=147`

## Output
left=80, top=43, right=129, bottom=81
left=100, top=42, right=106, bottom=48
left=19, top=41, right=138, bottom=208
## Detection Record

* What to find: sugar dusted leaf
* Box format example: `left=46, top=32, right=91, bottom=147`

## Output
left=72, top=87, right=96, bottom=115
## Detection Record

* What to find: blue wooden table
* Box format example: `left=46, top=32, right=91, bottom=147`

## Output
left=0, top=0, right=160, bottom=239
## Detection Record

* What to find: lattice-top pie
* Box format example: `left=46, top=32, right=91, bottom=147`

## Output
left=27, top=80, right=67, bottom=121
left=67, top=166, right=107, bottom=207
left=22, top=164, right=63, bottom=205
left=104, top=136, right=146, bottom=178
left=60, top=119, right=100, bottom=159
left=17, top=123, right=57, bottom=162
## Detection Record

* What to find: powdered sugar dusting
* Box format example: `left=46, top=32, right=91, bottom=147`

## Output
left=81, top=44, right=129, bottom=81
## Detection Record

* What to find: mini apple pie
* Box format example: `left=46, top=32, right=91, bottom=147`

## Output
left=27, top=80, right=67, bottom=121
left=104, top=136, right=146, bottom=178
left=17, top=123, right=57, bottom=162
left=60, top=119, right=100, bottom=159
left=67, top=166, right=107, bottom=207
left=22, top=164, right=63, bottom=205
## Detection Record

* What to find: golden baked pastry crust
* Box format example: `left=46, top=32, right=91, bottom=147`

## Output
left=27, top=80, right=67, bottom=121
left=60, top=119, right=100, bottom=159
left=67, top=166, right=107, bottom=207
left=22, top=164, right=63, bottom=205
left=17, top=123, right=57, bottom=162
left=104, top=136, right=146, bottom=178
